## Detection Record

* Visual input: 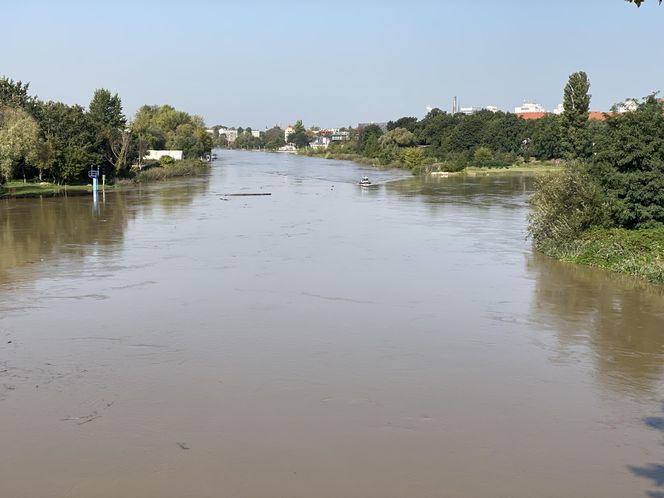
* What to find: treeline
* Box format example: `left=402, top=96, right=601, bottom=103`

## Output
left=296, top=102, right=608, bottom=173
left=0, top=77, right=212, bottom=185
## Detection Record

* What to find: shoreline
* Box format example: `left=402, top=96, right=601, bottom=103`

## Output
left=536, top=227, right=664, bottom=286
left=0, top=160, right=211, bottom=200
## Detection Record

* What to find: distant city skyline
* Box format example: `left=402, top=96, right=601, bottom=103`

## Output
left=2, top=0, right=662, bottom=129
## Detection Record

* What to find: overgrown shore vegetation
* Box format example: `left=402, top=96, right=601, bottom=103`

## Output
left=0, top=76, right=212, bottom=197
left=528, top=75, right=664, bottom=284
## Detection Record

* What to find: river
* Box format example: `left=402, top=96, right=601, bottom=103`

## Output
left=1, top=150, right=663, bottom=498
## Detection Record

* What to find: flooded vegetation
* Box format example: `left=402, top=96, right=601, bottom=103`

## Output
left=1, top=151, right=663, bottom=498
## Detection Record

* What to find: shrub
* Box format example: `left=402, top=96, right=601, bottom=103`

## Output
left=528, top=162, right=612, bottom=250
left=159, top=155, right=176, bottom=166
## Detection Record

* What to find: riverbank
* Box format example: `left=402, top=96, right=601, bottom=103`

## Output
left=537, top=227, right=664, bottom=285
left=298, top=148, right=564, bottom=176
left=1, top=160, right=210, bottom=199
left=0, top=181, right=104, bottom=199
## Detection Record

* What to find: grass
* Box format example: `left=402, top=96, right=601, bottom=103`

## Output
left=132, top=159, right=210, bottom=182
left=1, top=160, right=210, bottom=198
left=0, top=181, right=100, bottom=199
left=540, top=227, right=664, bottom=285
left=460, top=163, right=564, bottom=175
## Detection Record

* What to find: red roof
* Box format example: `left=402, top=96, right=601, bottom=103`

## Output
left=517, top=111, right=618, bottom=121
left=516, top=112, right=546, bottom=120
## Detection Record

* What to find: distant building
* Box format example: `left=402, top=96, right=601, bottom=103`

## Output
left=251, top=130, right=261, bottom=138
left=614, top=99, right=639, bottom=113
left=284, top=125, right=295, bottom=143
left=515, top=101, right=547, bottom=120
left=219, top=128, right=238, bottom=143
left=144, top=150, right=184, bottom=161
left=310, top=136, right=331, bottom=149
left=515, top=102, right=546, bottom=114
left=330, top=131, right=350, bottom=141
left=205, top=128, right=215, bottom=135
left=460, top=106, right=498, bottom=115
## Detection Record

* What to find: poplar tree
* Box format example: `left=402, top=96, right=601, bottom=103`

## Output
left=561, top=71, right=592, bottom=159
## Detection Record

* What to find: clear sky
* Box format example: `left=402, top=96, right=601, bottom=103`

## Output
left=2, top=0, right=662, bottom=129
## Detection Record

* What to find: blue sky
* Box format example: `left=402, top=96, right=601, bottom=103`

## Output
left=2, top=0, right=662, bottom=128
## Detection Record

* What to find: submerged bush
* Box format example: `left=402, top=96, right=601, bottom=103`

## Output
left=133, top=159, right=209, bottom=182
left=528, top=162, right=611, bottom=250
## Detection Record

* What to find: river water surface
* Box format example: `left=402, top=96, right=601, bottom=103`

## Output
left=1, top=150, right=664, bottom=497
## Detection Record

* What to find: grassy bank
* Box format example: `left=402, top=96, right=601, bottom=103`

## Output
left=539, top=228, right=664, bottom=285
left=455, top=163, right=563, bottom=176
left=1, top=160, right=210, bottom=198
left=299, top=148, right=564, bottom=176
left=0, top=181, right=98, bottom=199
left=132, top=159, right=210, bottom=182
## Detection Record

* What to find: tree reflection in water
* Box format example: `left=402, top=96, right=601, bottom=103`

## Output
left=528, top=251, right=664, bottom=395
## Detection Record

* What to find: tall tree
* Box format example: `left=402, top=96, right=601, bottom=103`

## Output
left=0, top=106, right=41, bottom=183
left=0, top=77, right=34, bottom=110
left=287, top=120, right=310, bottom=149
left=89, top=89, right=128, bottom=175
left=561, top=71, right=592, bottom=159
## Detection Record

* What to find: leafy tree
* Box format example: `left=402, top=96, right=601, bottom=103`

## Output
left=287, top=120, right=309, bottom=148
left=528, top=163, right=610, bottom=249
left=358, top=124, right=383, bottom=154
left=0, top=106, right=41, bottom=183
left=263, top=126, right=285, bottom=149
left=379, top=127, right=416, bottom=148
left=0, top=77, right=35, bottom=111
left=449, top=113, right=486, bottom=152
left=482, top=112, right=526, bottom=153
left=400, top=147, right=426, bottom=170
left=590, top=96, right=664, bottom=228
left=530, top=114, right=563, bottom=160
left=387, top=116, right=417, bottom=132
left=561, top=71, right=592, bottom=159
left=88, top=89, right=128, bottom=175
left=131, top=105, right=211, bottom=159
left=473, top=146, right=493, bottom=167
left=32, top=101, right=97, bottom=183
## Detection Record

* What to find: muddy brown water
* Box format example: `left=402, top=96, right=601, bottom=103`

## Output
left=1, top=150, right=663, bottom=498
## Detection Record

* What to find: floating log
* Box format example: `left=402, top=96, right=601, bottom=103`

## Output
left=222, top=193, right=272, bottom=196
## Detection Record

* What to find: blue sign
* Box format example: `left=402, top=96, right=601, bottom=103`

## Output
left=88, top=169, right=99, bottom=179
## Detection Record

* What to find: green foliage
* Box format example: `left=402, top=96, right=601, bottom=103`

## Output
left=378, top=127, right=416, bottom=148
left=89, top=89, right=128, bottom=176
left=263, top=126, right=285, bottom=149
left=590, top=95, right=664, bottom=229
left=528, top=162, right=611, bottom=249
left=0, top=77, right=35, bottom=110
left=287, top=120, right=310, bottom=149
left=387, top=116, right=417, bottom=132
left=358, top=124, right=383, bottom=154
left=133, top=159, right=209, bottom=182
left=547, top=227, right=664, bottom=285
left=0, top=106, right=41, bottom=183
left=159, top=155, right=175, bottom=166
left=530, top=114, right=563, bottom=160
left=33, top=101, right=98, bottom=183
left=473, top=146, right=493, bottom=168
left=131, top=105, right=212, bottom=159
left=561, top=71, right=592, bottom=159
left=399, top=147, right=426, bottom=170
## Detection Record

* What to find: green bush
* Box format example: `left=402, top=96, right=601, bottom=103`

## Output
left=159, top=155, right=176, bottom=166
left=528, top=162, right=612, bottom=250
